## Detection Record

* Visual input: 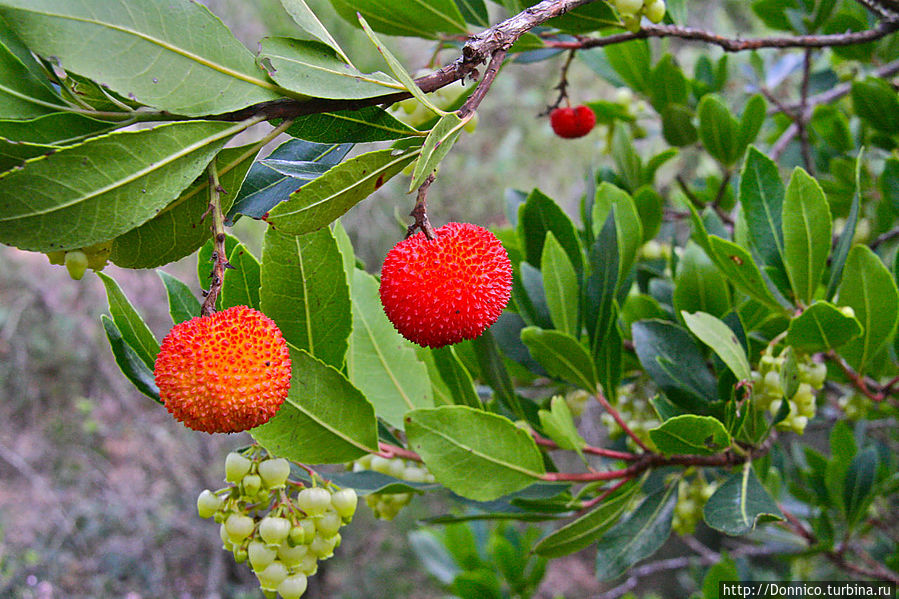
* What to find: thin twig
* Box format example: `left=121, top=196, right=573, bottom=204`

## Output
left=543, top=49, right=578, bottom=115
left=200, top=163, right=230, bottom=317
left=595, top=391, right=651, bottom=452
left=458, top=48, right=508, bottom=118
left=407, top=174, right=437, bottom=240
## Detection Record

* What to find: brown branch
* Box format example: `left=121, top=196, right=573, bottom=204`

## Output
left=200, top=164, right=230, bottom=317
left=869, top=225, right=899, bottom=250
left=798, top=49, right=815, bottom=175
left=458, top=48, right=508, bottom=118
left=407, top=174, right=437, bottom=240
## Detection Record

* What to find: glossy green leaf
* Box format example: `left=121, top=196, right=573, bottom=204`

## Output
left=0, top=23, right=61, bottom=119
left=405, top=406, right=545, bottom=501
left=0, top=0, right=283, bottom=116
left=470, top=330, right=523, bottom=420
left=258, top=37, right=401, bottom=100
left=786, top=301, right=862, bottom=353
left=251, top=348, right=378, bottom=463
left=837, top=245, right=899, bottom=372
left=430, top=346, right=480, bottom=408
left=541, top=233, right=579, bottom=337
left=157, top=270, right=200, bottom=325
left=548, top=1, right=617, bottom=33
left=739, top=146, right=785, bottom=270
left=649, top=414, right=731, bottom=456
left=0, top=137, right=57, bottom=173
left=673, top=241, right=731, bottom=319
left=851, top=77, right=899, bottom=135
left=594, top=482, right=677, bottom=581
left=825, top=157, right=860, bottom=301
left=591, top=182, right=642, bottom=288
left=279, top=0, right=352, bottom=64
left=110, top=142, right=258, bottom=268
left=347, top=269, right=433, bottom=428
left=221, top=242, right=261, bottom=311
left=101, top=315, right=161, bottom=402
left=703, top=463, right=783, bottom=535
left=782, top=168, right=832, bottom=304
left=521, top=327, right=597, bottom=392
left=708, top=236, right=785, bottom=311
left=517, top=188, right=583, bottom=274
left=844, top=447, right=879, bottom=526
left=649, top=54, right=687, bottom=112
left=410, top=112, right=467, bottom=191
left=454, top=0, right=488, bottom=26
left=267, top=147, right=417, bottom=234
left=633, top=186, right=664, bottom=243
left=285, top=106, right=420, bottom=143
left=661, top=104, right=698, bottom=147
left=682, top=311, right=750, bottom=382
left=698, top=94, right=739, bottom=165
left=98, top=272, right=160, bottom=371
left=534, top=481, right=639, bottom=558
left=585, top=211, right=619, bottom=354
left=604, top=39, right=651, bottom=94
left=0, top=120, right=240, bottom=253
left=330, top=0, right=467, bottom=38
left=516, top=262, right=552, bottom=329
left=880, top=157, right=899, bottom=214
left=260, top=226, right=351, bottom=369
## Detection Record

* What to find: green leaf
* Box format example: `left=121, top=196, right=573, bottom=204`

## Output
left=101, top=315, right=161, bottom=402
left=737, top=94, right=766, bottom=152
left=260, top=226, right=351, bottom=369
left=279, top=0, right=352, bottom=64
left=541, top=232, right=579, bottom=337
left=98, top=272, right=160, bottom=370
left=698, top=94, right=740, bottom=165
left=844, top=447, right=879, bottom=526
left=257, top=37, right=401, bottom=100
left=825, top=155, right=860, bottom=301
left=251, top=348, right=378, bottom=463
left=591, top=182, right=643, bottom=288
left=880, top=157, right=899, bottom=214
left=330, top=0, right=467, bottom=38
left=673, top=241, right=731, bottom=319
left=157, top=270, right=199, bottom=325
left=586, top=211, right=619, bottom=352
left=633, top=185, right=664, bottom=243
left=0, top=137, right=57, bottom=173
left=649, top=54, right=687, bottom=112
left=405, top=406, right=545, bottom=501
left=410, top=112, right=467, bottom=191
left=604, top=39, right=651, bottom=94
left=708, top=236, right=786, bottom=311
left=521, top=327, right=597, bottom=392
left=0, top=23, right=61, bottom=119
left=454, top=0, right=488, bottom=26
left=852, top=77, right=899, bottom=135
left=782, top=168, right=832, bottom=305
left=266, top=147, right=418, bottom=234
left=786, top=301, right=862, bottom=353
left=517, top=188, right=583, bottom=274
left=221, top=242, right=261, bottom=311
left=703, top=464, right=783, bottom=535
left=347, top=269, right=433, bottom=428
left=837, top=245, right=899, bottom=372
left=0, top=0, right=283, bottom=116
left=285, top=106, right=420, bottom=143
left=470, top=329, right=523, bottom=420
left=632, top=319, right=718, bottom=413
left=538, top=395, right=586, bottom=452
left=660, top=104, right=698, bottom=147
left=109, top=142, right=258, bottom=269
left=682, top=311, right=750, bottom=382
left=534, top=481, right=639, bottom=558
left=648, top=414, right=731, bottom=456
left=594, top=482, right=677, bottom=581
left=430, top=346, right=481, bottom=408
left=739, top=146, right=785, bottom=271
left=548, top=1, right=617, bottom=33
left=0, top=120, right=240, bottom=253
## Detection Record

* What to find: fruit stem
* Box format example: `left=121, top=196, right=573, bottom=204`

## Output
left=544, top=49, right=577, bottom=115
left=201, top=163, right=231, bottom=316
left=407, top=173, right=437, bottom=240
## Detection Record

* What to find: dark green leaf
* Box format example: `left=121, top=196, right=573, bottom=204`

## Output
left=470, top=330, right=523, bottom=420
left=604, top=39, right=651, bottom=94
left=703, top=464, right=783, bottom=535
left=591, top=182, right=643, bottom=288
left=786, top=301, right=862, bottom=352
left=844, top=447, right=879, bottom=526
left=101, top=315, right=161, bottom=402
left=98, top=272, right=160, bottom=370
left=547, top=1, right=617, bottom=33
left=330, top=0, right=467, bottom=38
left=410, top=112, right=466, bottom=191
left=698, top=95, right=740, bottom=165
left=825, top=157, right=860, bottom=301
left=649, top=54, right=687, bottom=112
left=673, top=241, right=731, bottom=319
left=585, top=211, right=618, bottom=351
left=851, top=77, right=899, bottom=134
left=285, top=106, right=420, bottom=143
left=782, top=168, right=832, bottom=304
left=157, top=270, right=200, bottom=325
left=648, top=414, right=731, bottom=456
left=517, top=188, right=583, bottom=273
left=740, top=147, right=785, bottom=271
left=661, top=104, right=698, bottom=147
left=521, top=327, right=597, bottom=392
left=430, top=346, right=481, bottom=408
left=279, top=0, right=352, bottom=63
left=541, top=232, right=579, bottom=337
left=737, top=94, right=766, bottom=152
left=454, top=0, right=489, bottom=26
left=708, top=236, right=786, bottom=311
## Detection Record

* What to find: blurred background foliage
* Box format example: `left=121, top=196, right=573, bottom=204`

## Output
left=0, top=0, right=831, bottom=597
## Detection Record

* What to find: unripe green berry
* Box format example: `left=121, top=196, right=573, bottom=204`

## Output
left=644, top=0, right=666, bottom=23
left=615, top=0, right=643, bottom=15
left=259, top=516, right=291, bottom=546
left=315, top=509, right=342, bottom=537
left=258, top=458, right=290, bottom=489
left=278, top=574, right=308, bottom=599
left=370, top=456, right=392, bottom=474
left=65, top=250, right=89, bottom=280
left=224, top=513, right=255, bottom=543
left=309, top=534, right=337, bottom=559
left=241, top=474, right=263, bottom=497
left=256, top=560, right=289, bottom=591
left=293, top=519, right=316, bottom=545
left=839, top=305, right=856, bottom=319
left=225, top=452, right=252, bottom=483
left=248, top=540, right=278, bottom=571
left=331, top=488, right=358, bottom=520
left=197, top=489, right=223, bottom=519
left=277, top=541, right=309, bottom=567
left=297, top=487, right=331, bottom=516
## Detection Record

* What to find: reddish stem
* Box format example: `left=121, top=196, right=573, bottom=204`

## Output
left=594, top=391, right=652, bottom=453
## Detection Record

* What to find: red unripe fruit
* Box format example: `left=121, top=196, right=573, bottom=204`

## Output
left=379, top=222, right=512, bottom=348
left=154, top=305, right=291, bottom=433
left=550, top=105, right=596, bottom=139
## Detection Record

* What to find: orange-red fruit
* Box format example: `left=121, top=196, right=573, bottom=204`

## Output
left=379, top=222, right=512, bottom=349
left=550, top=105, right=596, bottom=139
left=154, top=305, right=291, bottom=433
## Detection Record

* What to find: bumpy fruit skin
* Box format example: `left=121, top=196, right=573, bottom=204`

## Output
left=549, top=105, right=596, bottom=139
left=379, top=222, right=512, bottom=348
left=154, top=305, right=291, bottom=433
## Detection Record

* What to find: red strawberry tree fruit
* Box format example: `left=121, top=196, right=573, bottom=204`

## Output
left=1, top=0, right=898, bottom=596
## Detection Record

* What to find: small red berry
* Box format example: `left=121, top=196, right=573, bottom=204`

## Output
left=154, top=305, right=291, bottom=433
left=379, top=222, right=512, bottom=348
left=549, top=105, right=596, bottom=139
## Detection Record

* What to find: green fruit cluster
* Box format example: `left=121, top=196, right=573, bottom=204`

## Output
left=600, top=382, right=660, bottom=450
left=612, top=0, right=667, bottom=31
left=46, top=241, right=113, bottom=280
left=198, top=449, right=357, bottom=599
left=350, top=454, right=435, bottom=520
left=752, top=348, right=826, bottom=435
left=672, top=473, right=718, bottom=535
